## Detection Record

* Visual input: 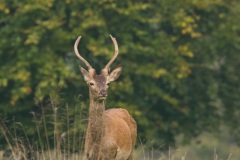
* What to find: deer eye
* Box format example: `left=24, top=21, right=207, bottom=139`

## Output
left=106, top=82, right=110, bottom=86
left=89, top=82, right=94, bottom=86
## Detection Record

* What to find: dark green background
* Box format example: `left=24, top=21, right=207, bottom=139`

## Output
left=0, top=0, right=240, bottom=148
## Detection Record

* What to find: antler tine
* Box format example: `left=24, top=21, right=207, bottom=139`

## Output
left=104, top=35, right=119, bottom=70
left=74, top=36, right=93, bottom=70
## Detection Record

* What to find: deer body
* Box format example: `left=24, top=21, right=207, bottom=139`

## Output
left=74, top=35, right=137, bottom=160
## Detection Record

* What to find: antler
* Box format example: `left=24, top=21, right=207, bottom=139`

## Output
left=102, top=35, right=119, bottom=75
left=74, top=36, right=94, bottom=71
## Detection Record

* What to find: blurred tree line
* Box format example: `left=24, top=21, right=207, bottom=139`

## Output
left=0, top=0, right=240, bottom=147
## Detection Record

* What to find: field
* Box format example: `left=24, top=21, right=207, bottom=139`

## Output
left=1, top=119, right=239, bottom=160
left=1, top=99, right=239, bottom=160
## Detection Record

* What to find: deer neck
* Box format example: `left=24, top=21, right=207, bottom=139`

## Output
left=89, top=91, right=106, bottom=112
left=87, top=91, right=106, bottom=144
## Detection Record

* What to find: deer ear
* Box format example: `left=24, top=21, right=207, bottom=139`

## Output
left=80, top=66, right=90, bottom=82
left=108, top=65, right=122, bottom=82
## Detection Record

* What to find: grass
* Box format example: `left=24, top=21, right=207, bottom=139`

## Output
left=1, top=97, right=240, bottom=160
left=0, top=96, right=87, bottom=160
left=173, top=132, right=240, bottom=160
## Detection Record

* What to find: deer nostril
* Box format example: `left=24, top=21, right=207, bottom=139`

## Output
left=100, top=90, right=107, bottom=96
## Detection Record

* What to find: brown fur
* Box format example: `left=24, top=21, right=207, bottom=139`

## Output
left=81, top=68, right=137, bottom=160
left=74, top=35, right=137, bottom=160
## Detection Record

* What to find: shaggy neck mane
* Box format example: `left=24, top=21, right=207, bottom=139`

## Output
left=87, top=91, right=106, bottom=145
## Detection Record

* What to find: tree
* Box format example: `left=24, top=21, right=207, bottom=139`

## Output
left=0, top=0, right=240, bottom=147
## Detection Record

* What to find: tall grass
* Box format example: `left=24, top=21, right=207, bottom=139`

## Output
left=0, top=95, right=87, bottom=160
left=0, top=96, right=238, bottom=160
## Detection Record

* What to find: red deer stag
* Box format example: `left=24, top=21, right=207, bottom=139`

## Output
left=74, top=35, right=137, bottom=160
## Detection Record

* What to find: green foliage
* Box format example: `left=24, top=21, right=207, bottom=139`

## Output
left=0, top=0, right=240, bottom=147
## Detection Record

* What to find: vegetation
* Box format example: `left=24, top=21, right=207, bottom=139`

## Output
left=0, top=0, right=240, bottom=149
left=0, top=97, right=85, bottom=159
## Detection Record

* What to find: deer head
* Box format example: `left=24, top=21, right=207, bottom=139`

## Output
left=74, top=35, right=122, bottom=101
